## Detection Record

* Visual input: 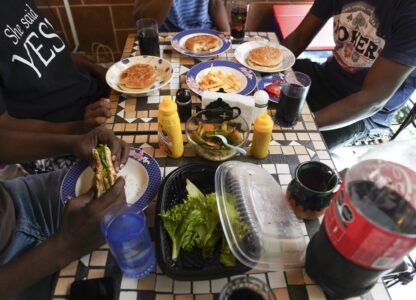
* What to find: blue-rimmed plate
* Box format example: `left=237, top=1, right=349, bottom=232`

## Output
left=257, top=75, right=284, bottom=103
left=171, top=29, right=231, bottom=58
left=106, top=56, right=173, bottom=97
left=186, top=60, right=257, bottom=96
left=60, top=148, right=161, bottom=211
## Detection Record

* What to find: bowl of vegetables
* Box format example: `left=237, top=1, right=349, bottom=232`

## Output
left=185, top=108, right=249, bottom=161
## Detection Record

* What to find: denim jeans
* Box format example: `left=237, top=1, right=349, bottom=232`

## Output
left=0, top=169, right=67, bottom=300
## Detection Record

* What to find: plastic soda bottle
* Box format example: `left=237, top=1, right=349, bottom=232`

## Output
left=158, top=96, right=184, bottom=158
left=251, top=113, right=273, bottom=159
left=305, top=140, right=416, bottom=298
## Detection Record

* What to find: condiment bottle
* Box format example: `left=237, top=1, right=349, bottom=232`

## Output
left=176, top=88, right=192, bottom=122
left=158, top=96, right=184, bottom=158
left=251, top=112, right=273, bottom=159
left=252, top=90, right=269, bottom=120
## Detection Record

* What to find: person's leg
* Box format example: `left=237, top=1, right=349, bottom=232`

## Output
left=0, top=169, right=67, bottom=300
left=321, top=121, right=368, bottom=150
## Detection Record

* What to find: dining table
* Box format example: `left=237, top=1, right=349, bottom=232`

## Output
left=51, top=32, right=391, bottom=300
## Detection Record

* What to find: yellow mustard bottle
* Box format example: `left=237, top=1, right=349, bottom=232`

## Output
left=158, top=96, right=184, bottom=158
left=251, top=112, right=273, bottom=159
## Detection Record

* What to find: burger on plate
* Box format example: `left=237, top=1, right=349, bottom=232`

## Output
left=185, top=35, right=220, bottom=53
left=92, top=144, right=117, bottom=197
left=247, top=46, right=282, bottom=69
left=119, top=63, right=156, bottom=89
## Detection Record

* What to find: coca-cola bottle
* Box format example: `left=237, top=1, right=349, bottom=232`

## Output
left=305, top=140, right=416, bottom=298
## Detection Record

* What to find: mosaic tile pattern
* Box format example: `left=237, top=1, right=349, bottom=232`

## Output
left=52, top=33, right=391, bottom=300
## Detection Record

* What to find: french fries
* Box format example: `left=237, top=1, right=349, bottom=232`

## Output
left=198, top=67, right=242, bottom=93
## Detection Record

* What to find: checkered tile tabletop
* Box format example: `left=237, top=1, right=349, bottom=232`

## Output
left=52, top=33, right=390, bottom=300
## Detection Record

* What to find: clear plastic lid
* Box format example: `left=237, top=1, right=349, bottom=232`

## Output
left=215, top=161, right=306, bottom=270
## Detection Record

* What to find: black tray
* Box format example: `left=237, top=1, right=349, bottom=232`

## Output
left=155, top=163, right=252, bottom=281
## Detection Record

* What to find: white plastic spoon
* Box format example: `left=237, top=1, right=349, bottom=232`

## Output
left=213, top=134, right=247, bottom=156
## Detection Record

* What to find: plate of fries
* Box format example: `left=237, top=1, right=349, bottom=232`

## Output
left=186, top=60, right=257, bottom=95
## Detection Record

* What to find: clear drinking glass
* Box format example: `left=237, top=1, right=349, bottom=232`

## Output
left=228, top=0, right=249, bottom=41
left=275, top=71, right=311, bottom=127
left=219, top=277, right=276, bottom=300
left=136, top=18, right=160, bottom=56
left=101, top=204, right=156, bottom=278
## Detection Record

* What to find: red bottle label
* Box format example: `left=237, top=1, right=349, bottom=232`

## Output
left=324, top=162, right=416, bottom=270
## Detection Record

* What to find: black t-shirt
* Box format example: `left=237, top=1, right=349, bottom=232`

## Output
left=0, top=0, right=107, bottom=122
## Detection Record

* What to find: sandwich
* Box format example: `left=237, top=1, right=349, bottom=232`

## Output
left=92, top=144, right=117, bottom=197
left=247, top=46, right=282, bottom=69
left=119, top=63, right=156, bottom=89
left=184, top=35, right=220, bottom=53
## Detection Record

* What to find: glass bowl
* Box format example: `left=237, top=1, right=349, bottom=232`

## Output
left=185, top=109, right=249, bottom=161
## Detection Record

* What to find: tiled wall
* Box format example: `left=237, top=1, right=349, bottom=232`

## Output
left=34, top=0, right=313, bottom=60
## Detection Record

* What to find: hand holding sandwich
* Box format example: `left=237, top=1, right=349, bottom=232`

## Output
left=72, top=126, right=129, bottom=172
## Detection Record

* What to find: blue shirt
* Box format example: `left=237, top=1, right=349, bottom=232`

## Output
left=311, top=0, right=416, bottom=131
left=160, top=0, right=214, bottom=32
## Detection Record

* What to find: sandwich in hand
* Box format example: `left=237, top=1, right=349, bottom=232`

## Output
left=92, top=144, right=117, bottom=197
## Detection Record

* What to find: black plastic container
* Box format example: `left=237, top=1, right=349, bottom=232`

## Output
left=155, top=163, right=251, bottom=280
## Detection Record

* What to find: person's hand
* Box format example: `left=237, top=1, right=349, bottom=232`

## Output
left=83, top=98, right=111, bottom=131
left=73, top=126, right=129, bottom=171
left=55, top=177, right=126, bottom=262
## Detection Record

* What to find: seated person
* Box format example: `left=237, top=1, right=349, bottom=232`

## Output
left=1, top=0, right=113, bottom=173
left=282, top=0, right=416, bottom=149
left=0, top=126, right=129, bottom=300
left=133, top=0, right=230, bottom=32
left=0, top=0, right=111, bottom=135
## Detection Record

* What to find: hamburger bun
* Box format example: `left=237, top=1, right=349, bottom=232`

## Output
left=185, top=35, right=220, bottom=53
left=119, top=64, right=156, bottom=89
left=247, top=46, right=282, bottom=68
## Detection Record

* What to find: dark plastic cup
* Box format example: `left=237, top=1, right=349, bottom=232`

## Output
left=136, top=18, right=160, bottom=56
left=275, top=71, right=311, bottom=127
left=286, top=161, right=340, bottom=219
left=101, top=204, right=156, bottom=278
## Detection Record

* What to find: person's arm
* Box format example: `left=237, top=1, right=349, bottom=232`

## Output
left=133, top=0, right=173, bottom=25
left=281, top=11, right=328, bottom=57
left=0, top=178, right=126, bottom=300
left=209, top=0, right=230, bottom=32
left=71, top=53, right=108, bottom=83
left=314, top=57, right=415, bottom=130
left=0, top=126, right=129, bottom=170
left=0, top=98, right=111, bottom=135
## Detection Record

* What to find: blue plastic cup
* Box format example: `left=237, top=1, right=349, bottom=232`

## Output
left=101, top=204, right=156, bottom=278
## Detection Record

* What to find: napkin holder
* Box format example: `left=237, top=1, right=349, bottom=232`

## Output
left=201, top=91, right=255, bottom=125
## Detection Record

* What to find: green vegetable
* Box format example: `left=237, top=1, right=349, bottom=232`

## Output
left=159, top=179, right=247, bottom=266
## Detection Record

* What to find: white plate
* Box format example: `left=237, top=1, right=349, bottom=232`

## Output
left=171, top=29, right=231, bottom=58
left=186, top=60, right=257, bottom=96
left=106, top=56, right=173, bottom=97
left=60, top=148, right=161, bottom=211
left=234, top=41, right=296, bottom=73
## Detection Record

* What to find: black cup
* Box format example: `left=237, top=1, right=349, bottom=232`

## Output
left=136, top=18, right=160, bottom=57
left=286, top=161, right=340, bottom=219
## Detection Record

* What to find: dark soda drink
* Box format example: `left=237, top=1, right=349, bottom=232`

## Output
left=305, top=158, right=416, bottom=298
left=138, top=28, right=160, bottom=56
left=228, top=288, right=265, bottom=300
left=230, top=6, right=247, bottom=40
left=276, top=84, right=305, bottom=126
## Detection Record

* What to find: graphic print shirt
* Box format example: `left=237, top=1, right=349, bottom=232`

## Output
left=0, top=0, right=105, bottom=122
left=311, top=0, right=416, bottom=130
